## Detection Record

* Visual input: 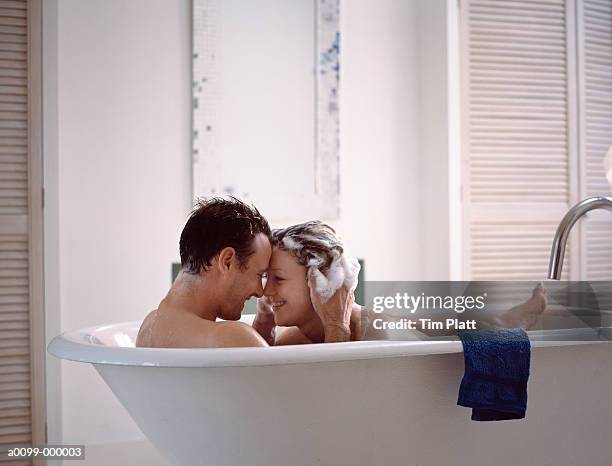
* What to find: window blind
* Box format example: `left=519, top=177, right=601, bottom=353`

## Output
left=581, top=0, right=612, bottom=279
left=460, top=0, right=612, bottom=280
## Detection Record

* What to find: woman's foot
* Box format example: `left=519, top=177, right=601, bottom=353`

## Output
left=492, top=283, right=548, bottom=330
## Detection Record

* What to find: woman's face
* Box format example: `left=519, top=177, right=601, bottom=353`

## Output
left=263, top=247, right=317, bottom=327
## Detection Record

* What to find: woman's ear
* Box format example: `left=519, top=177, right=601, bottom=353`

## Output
left=217, top=247, right=236, bottom=274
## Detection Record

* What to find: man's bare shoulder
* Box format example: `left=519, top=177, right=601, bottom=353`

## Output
left=136, top=309, right=161, bottom=347
left=212, top=321, right=268, bottom=348
left=137, top=306, right=268, bottom=348
left=137, top=308, right=204, bottom=348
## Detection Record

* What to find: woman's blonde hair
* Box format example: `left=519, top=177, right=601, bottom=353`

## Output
left=271, top=221, right=343, bottom=274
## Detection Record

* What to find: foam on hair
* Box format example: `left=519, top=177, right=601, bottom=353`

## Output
left=272, top=221, right=360, bottom=302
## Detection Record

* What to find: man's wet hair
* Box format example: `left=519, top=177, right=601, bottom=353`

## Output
left=180, top=197, right=271, bottom=274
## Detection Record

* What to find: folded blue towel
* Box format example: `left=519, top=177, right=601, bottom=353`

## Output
left=457, top=328, right=530, bottom=421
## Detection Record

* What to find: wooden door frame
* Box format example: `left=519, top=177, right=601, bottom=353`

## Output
left=27, top=0, right=46, bottom=458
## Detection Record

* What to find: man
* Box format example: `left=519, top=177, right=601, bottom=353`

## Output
left=136, top=197, right=351, bottom=348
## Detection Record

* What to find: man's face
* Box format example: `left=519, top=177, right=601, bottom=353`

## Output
left=219, top=233, right=272, bottom=320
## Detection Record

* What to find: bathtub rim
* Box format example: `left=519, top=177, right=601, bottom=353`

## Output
left=47, top=320, right=612, bottom=368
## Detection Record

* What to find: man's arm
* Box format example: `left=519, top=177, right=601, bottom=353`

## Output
left=252, top=297, right=276, bottom=345
left=307, top=269, right=354, bottom=343
left=322, top=322, right=351, bottom=343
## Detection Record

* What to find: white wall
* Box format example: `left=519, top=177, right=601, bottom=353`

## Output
left=417, top=0, right=451, bottom=280
left=333, top=0, right=423, bottom=281
left=44, top=0, right=451, bottom=461
left=45, top=0, right=192, bottom=460
left=333, top=0, right=450, bottom=281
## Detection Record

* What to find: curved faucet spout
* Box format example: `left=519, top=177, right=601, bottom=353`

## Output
left=548, top=197, right=612, bottom=279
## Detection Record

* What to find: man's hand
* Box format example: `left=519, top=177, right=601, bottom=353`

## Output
left=307, top=268, right=354, bottom=342
left=252, top=296, right=276, bottom=346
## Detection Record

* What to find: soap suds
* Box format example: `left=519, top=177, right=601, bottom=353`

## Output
left=278, top=225, right=360, bottom=302
left=309, top=254, right=360, bottom=302
left=281, top=235, right=303, bottom=251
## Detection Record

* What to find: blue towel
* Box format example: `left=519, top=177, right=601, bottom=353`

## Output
left=457, top=328, right=530, bottom=421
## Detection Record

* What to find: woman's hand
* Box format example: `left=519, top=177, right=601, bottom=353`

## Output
left=307, top=268, right=354, bottom=342
left=252, top=297, right=276, bottom=346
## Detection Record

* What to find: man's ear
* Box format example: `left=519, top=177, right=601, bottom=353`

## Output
left=217, top=247, right=236, bottom=274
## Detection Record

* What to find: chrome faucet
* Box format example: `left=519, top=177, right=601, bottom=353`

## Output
left=548, top=196, right=612, bottom=279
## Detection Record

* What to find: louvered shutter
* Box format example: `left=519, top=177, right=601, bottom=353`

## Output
left=462, top=0, right=577, bottom=280
left=0, top=0, right=44, bottom=462
left=580, top=0, right=612, bottom=279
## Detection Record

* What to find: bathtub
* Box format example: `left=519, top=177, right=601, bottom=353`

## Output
left=48, top=317, right=612, bottom=466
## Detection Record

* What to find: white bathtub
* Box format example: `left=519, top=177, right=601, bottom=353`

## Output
left=48, top=318, right=612, bottom=466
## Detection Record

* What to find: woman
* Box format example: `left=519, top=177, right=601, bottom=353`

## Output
left=252, top=221, right=549, bottom=346
left=253, top=221, right=380, bottom=345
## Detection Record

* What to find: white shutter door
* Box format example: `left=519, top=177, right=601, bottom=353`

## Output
left=462, top=0, right=577, bottom=280
left=0, top=0, right=31, bottom=455
left=0, top=0, right=44, bottom=463
left=579, top=0, right=612, bottom=280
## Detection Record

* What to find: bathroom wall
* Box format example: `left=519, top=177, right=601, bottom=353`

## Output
left=45, top=0, right=193, bottom=462
left=332, top=0, right=423, bottom=281
left=332, top=0, right=457, bottom=282
left=43, top=0, right=452, bottom=462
